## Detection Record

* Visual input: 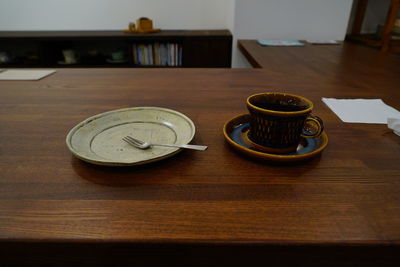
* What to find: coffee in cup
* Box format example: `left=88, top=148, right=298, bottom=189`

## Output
left=246, top=92, right=323, bottom=154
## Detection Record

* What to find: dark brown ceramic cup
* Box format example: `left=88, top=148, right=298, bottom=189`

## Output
left=246, top=92, right=324, bottom=154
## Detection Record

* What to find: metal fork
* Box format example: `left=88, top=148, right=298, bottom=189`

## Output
left=122, top=136, right=208, bottom=151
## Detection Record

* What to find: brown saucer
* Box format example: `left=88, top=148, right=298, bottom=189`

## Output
left=223, top=114, right=328, bottom=163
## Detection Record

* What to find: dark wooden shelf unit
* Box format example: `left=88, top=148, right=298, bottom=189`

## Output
left=0, top=30, right=232, bottom=68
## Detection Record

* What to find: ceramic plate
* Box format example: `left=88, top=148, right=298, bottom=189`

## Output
left=66, top=107, right=195, bottom=166
left=223, top=114, right=328, bottom=163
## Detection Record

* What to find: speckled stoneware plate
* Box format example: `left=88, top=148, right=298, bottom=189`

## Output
left=223, top=114, right=328, bottom=163
left=66, top=107, right=195, bottom=166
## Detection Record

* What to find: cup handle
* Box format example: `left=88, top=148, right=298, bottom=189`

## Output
left=301, top=115, right=324, bottom=138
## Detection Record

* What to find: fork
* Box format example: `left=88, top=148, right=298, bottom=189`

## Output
left=122, top=136, right=208, bottom=151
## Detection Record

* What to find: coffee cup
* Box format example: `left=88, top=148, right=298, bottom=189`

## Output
left=111, top=51, right=124, bottom=61
left=246, top=92, right=324, bottom=153
left=62, top=49, right=78, bottom=64
left=0, top=52, right=10, bottom=64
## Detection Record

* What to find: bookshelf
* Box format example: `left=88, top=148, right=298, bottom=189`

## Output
left=0, top=30, right=232, bottom=68
left=346, top=0, right=400, bottom=53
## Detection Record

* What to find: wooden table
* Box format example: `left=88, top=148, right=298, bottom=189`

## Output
left=0, top=67, right=399, bottom=265
left=238, top=40, right=400, bottom=78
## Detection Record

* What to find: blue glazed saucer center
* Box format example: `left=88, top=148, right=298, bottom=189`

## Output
left=230, top=122, right=316, bottom=155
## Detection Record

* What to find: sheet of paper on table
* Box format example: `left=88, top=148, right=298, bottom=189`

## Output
left=0, top=69, right=56, bottom=80
left=322, top=98, right=400, bottom=124
left=306, top=40, right=339, bottom=45
left=257, top=40, right=304, bottom=46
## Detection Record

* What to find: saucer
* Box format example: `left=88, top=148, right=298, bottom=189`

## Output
left=223, top=114, right=328, bottom=163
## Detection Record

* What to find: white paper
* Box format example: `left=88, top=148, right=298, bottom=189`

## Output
left=322, top=98, right=400, bottom=124
left=388, top=117, right=400, bottom=136
left=306, top=40, right=339, bottom=44
left=0, top=69, right=56, bottom=80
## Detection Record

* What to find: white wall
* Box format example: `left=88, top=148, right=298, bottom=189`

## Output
left=0, top=0, right=232, bottom=30
left=232, top=0, right=354, bottom=67
left=0, top=0, right=354, bottom=68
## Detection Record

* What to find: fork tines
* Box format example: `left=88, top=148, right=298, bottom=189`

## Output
left=123, top=136, right=141, bottom=146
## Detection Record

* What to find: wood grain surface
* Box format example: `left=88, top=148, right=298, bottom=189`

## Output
left=0, top=65, right=399, bottom=265
left=238, top=39, right=400, bottom=77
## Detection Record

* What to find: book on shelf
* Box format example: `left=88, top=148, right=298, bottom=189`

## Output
left=154, top=43, right=160, bottom=66
left=132, top=42, right=182, bottom=66
left=143, top=45, right=149, bottom=65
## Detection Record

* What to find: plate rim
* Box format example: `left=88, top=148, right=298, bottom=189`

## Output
left=223, top=113, right=328, bottom=162
left=66, top=106, right=196, bottom=166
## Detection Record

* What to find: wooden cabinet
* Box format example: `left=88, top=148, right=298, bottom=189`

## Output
left=346, top=0, right=400, bottom=53
left=0, top=30, right=232, bottom=68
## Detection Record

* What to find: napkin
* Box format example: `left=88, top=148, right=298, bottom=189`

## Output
left=257, top=40, right=304, bottom=46
left=0, top=69, right=56, bottom=80
left=322, top=98, right=400, bottom=124
left=388, top=117, right=400, bottom=136
left=306, top=40, right=339, bottom=45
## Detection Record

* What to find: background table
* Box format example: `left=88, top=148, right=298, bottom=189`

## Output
left=0, top=68, right=399, bottom=265
left=238, top=40, right=400, bottom=78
